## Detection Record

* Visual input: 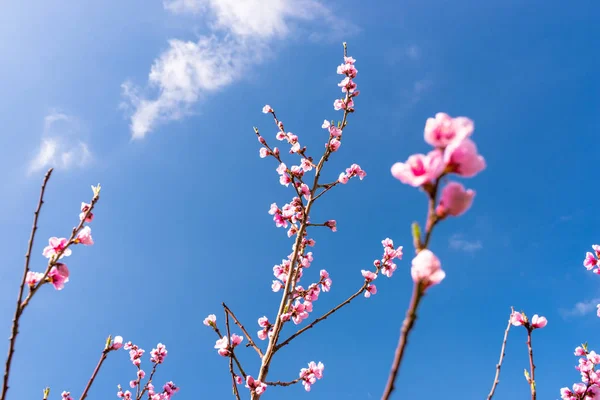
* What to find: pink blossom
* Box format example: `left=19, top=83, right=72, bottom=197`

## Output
left=230, top=334, right=243, bottom=347
left=324, top=220, right=337, bottom=232
left=262, top=105, right=272, bottom=113
left=75, top=226, right=94, bottom=245
left=150, top=343, right=168, bottom=363
left=584, top=252, right=598, bottom=270
left=203, top=314, right=216, bottom=327
left=333, top=99, right=346, bottom=110
left=301, top=158, right=313, bottom=171
left=338, top=172, right=349, bottom=184
left=588, top=351, right=600, bottom=364
left=214, top=337, right=229, bottom=357
left=259, top=148, right=269, bottom=158
left=443, top=138, right=486, bottom=178
left=391, top=150, right=444, bottom=187
left=365, top=284, right=377, bottom=298
left=531, top=314, right=547, bottom=329
left=575, top=346, right=587, bottom=356
left=42, top=237, right=72, bottom=259
left=109, top=336, right=123, bottom=350
left=362, top=270, right=377, bottom=282
left=328, top=138, right=341, bottom=152
left=235, top=375, right=243, bottom=385
left=61, top=391, right=74, bottom=400
left=510, top=312, right=525, bottom=326
left=299, top=361, right=325, bottom=392
left=411, top=250, right=445, bottom=288
left=26, top=271, right=44, bottom=287
left=436, top=182, right=475, bottom=217
left=245, top=376, right=266, bottom=395
left=424, top=113, right=474, bottom=148
left=80, top=202, right=94, bottom=222
left=320, top=270, right=332, bottom=292
left=258, top=316, right=269, bottom=328
left=48, top=263, right=70, bottom=290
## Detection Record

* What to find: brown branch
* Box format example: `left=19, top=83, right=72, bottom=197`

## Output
left=276, top=283, right=367, bottom=351
left=223, top=303, right=263, bottom=358
left=225, top=311, right=241, bottom=400
left=79, top=349, right=110, bottom=400
left=487, top=310, right=513, bottom=400
left=137, top=363, right=158, bottom=400
left=1, top=168, right=53, bottom=400
left=265, top=378, right=301, bottom=387
left=381, top=282, right=424, bottom=400
left=526, top=328, right=536, bottom=400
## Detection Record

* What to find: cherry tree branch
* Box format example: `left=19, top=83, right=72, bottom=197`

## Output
left=225, top=311, right=241, bottom=400
left=1, top=168, right=53, bottom=400
left=79, top=348, right=110, bottom=400
left=265, top=378, right=301, bottom=387
left=487, top=309, right=513, bottom=400
left=526, top=328, right=536, bottom=400
left=223, top=303, right=263, bottom=358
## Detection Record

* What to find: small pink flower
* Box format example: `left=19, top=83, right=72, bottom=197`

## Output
left=324, top=220, right=337, bottom=232
left=259, top=148, right=269, bottom=158
left=391, top=150, right=444, bottom=187
left=362, top=270, right=377, bottom=282
left=443, top=138, right=486, bottom=178
left=328, top=138, right=341, bottom=152
left=436, top=182, right=475, bottom=217
left=61, top=391, right=74, bottom=400
left=338, top=172, right=349, bottom=184
left=333, top=99, right=346, bottom=110
left=150, top=343, right=168, bottom=363
left=531, top=314, right=547, bottom=329
left=424, top=113, right=474, bottom=148
left=235, top=375, right=243, bottom=385
left=42, top=237, right=72, bottom=259
left=320, top=270, right=332, bottom=292
left=245, top=376, right=266, bottom=395
left=203, top=314, right=216, bottom=327
left=575, top=346, right=586, bottom=356
left=214, top=337, right=229, bottom=357
left=25, top=271, right=44, bottom=287
left=112, top=336, right=123, bottom=350
left=80, top=202, right=94, bottom=222
left=584, top=252, right=598, bottom=270
left=510, top=311, right=525, bottom=326
left=48, top=263, right=70, bottom=290
left=365, top=284, right=377, bottom=298
left=262, top=105, right=272, bottom=113
left=272, top=280, right=283, bottom=292
left=230, top=334, right=243, bottom=347
left=75, top=226, right=94, bottom=245
left=410, top=250, right=445, bottom=288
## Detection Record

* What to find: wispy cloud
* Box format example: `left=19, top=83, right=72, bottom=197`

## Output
left=406, top=44, right=421, bottom=61
left=449, top=234, right=482, bottom=253
left=28, top=112, right=92, bottom=174
left=559, top=298, right=600, bottom=318
left=124, top=0, right=357, bottom=139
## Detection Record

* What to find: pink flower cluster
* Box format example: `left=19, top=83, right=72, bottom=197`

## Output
left=338, top=163, right=366, bottom=184
left=391, top=112, right=485, bottom=218
left=118, top=341, right=177, bottom=400
left=61, top=391, right=73, bottom=400
left=510, top=311, right=548, bottom=330
left=299, top=361, right=325, bottom=392
left=245, top=376, right=267, bottom=395
left=214, top=334, right=244, bottom=357
left=561, top=345, right=600, bottom=399
left=27, top=201, right=95, bottom=291
left=333, top=56, right=359, bottom=112
left=360, top=239, right=403, bottom=298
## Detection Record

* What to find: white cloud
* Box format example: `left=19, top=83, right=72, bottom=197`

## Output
left=559, top=298, right=600, bottom=318
left=406, top=45, right=421, bottom=60
left=124, top=0, right=356, bottom=139
left=29, top=112, right=92, bottom=174
left=449, top=234, right=482, bottom=253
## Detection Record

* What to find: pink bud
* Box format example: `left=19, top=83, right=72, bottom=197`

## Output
left=436, top=182, right=475, bottom=217
left=410, top=250, right=445, bottom=288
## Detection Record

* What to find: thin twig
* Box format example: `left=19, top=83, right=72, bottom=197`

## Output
left=276, top=283, right=367, bottom=351
left=223, top=303, right=263, bottom=358
left=381, top=282, right=424, bottom=400
left=526, top=328, right=536, bottom=400
left=1, top=168, right=53, bottom=400
left=265, top=378, right=301, bottom=387
left=487, top=309, right=513, bottom=400
left=225, top=311, right=241, bottom=400
left=79, top=349, right=110, bottom=400
left=138, top=363, right=158, bottom=400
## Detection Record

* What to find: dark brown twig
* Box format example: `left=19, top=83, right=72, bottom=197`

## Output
left=79, top=348, right=110, bottom=400
left=225, top=311, right=241, bottom=400
left=526, top=328, right=536, bottom=400
left=265, top=378, right=301, bottom=387
left=487, top=309, right=513, bottom=400
left=223, top=303, right=263, bottom=358
left=1, top=168, right=53, bottom=400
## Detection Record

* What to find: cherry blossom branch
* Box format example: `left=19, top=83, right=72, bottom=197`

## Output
left=265, top=378, right=302, bottom=387
left=275, top=283, right=368, bottom=351
left=1, top=168, right=53, bottom=400
left=79, top=349, right=109, bottom=400
left=137, top=363, right=158, bottom=400
left=223, top=303, right=263, bottom=358
left=20, top=185, right=101, bottom=311
left=381, top=180, right=442, bottom=400
left=211, top=326, right=247, bottom=378
left=487, top=309, right=513, bottom=400
left=526, top=327, right=537, bottom=400
left=225, top=311, right=241, bottom=400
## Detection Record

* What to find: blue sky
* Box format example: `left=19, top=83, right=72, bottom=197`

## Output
left=0, top=0, right=598, bottom=398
